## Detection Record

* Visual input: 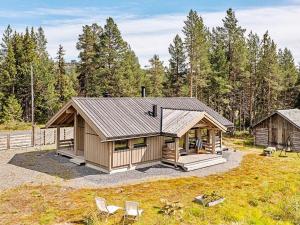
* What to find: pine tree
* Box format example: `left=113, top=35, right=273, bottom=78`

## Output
left=208, top=28, right=231, bottom=115
left=77, top=23, right=102, bottom=96
left=216, top=8, right=247, bottom=127
left=1, top=95, right=23, bottom=123
left=166, top=34, right=187, bottom=96
left=246, top=32, right=260, bottom=126
left=183, top=10, right=211, bottom=99
left=147, top=55, right=165, bottom=96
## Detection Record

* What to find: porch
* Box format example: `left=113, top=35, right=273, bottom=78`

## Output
left=161, top=110, right=227, bottom=171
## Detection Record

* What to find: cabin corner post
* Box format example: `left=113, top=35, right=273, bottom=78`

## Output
left=56, top=125, right=60, bottom=152
left=128, top=139, right=133, bottom=169
left=175, top=137, right=179, bottom=167
left=108, top=141, right=112, bottom=172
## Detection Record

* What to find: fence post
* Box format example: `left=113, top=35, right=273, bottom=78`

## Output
left=43, top=130, right=46, bottom=145
left=64, top=128, right=66, bottom=140
left=31, top=125, right=35, bottom=147
left=7, top=133, right=10, bottom=150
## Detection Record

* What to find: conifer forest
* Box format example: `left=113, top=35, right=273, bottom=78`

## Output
left=0, top=9, right=299, bottom=129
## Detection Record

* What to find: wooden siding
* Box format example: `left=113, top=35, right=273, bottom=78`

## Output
left=254, top=128, right=268, bottom=146
left=112, top=136, right=164, bottom=168
left=291, top=131, right=300, bottom=150
left=84, top=122, right=110, bottom=168
left=77, top=115, right=85, bottom=151
left=254, top=114, right=300, bottom=147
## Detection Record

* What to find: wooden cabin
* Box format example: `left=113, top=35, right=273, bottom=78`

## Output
left=46, top=97, right=233, bottom=173
left=252, top=109, right=300, bottom=148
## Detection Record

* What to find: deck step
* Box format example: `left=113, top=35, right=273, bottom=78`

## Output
left=183, top=155, right=223, bottom=166
left=182, top=157, right=226, bottom=171
left=69, top=158, right=86, bottom=165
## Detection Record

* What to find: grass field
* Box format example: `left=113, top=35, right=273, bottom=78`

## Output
left=0, top=138, right=299, bottom=225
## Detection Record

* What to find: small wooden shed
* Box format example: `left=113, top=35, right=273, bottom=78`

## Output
left=252, top=109, right=300, bottom=148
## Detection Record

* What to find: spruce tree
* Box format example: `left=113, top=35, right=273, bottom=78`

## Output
left=166, top=34, right=187, bottom=96
left=56, top=45, right=75, bottom=103
left=147, top=55, right=165, bottom=96
left=256, top=32, right=281, bottom=117
left=1, top=95, right=23, bottom=123
left=208, top=28, right=231, bottom=115
left=77, top=23, right=102, bottom=96
left=278, top=48, right=298, bottom=108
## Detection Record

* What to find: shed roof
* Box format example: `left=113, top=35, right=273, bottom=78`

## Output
left=252, top=108, right=300, bottom=129
left=46, top=97, right=233, bottom=140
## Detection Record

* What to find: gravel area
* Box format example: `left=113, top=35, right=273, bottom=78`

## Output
left=0, top=148, right=244, bottom=191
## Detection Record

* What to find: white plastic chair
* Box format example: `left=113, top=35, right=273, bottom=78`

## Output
left=123, top=201, right=143, bottom=224
left=95, top=197, right=121, bottom=221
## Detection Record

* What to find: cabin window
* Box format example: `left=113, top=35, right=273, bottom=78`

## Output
left=164, top=136, right=175, bottom=144
left=114, top=140, right=128, bottom=150
left=133, top=138, right=147, bottom=148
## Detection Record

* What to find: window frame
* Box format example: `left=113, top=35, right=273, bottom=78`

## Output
left=114, top=140, right=129, bottom=151
left=164, top=136, right=175, bottom=144
left=133, top=137, right=147, bottom=148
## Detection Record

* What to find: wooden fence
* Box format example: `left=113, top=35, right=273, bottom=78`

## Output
left=0, top=127, right=73, bottom=151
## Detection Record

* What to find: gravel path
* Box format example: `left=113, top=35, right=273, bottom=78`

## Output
left=0, top=148, right=244, bottom=191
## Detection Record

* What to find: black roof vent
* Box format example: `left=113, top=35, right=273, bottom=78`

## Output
left=103, top=91, right=111, bottom=97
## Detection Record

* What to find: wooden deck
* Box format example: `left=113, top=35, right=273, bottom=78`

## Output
left=57, top=148, right=84, bottom=159
left=162, top=153, right=226, bottom=171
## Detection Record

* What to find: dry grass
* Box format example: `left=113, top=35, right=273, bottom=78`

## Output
left=0, top=140, right=300, bottom=225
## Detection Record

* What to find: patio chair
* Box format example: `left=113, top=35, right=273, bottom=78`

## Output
left=123, top=201, right=143, bottom=224
left=95, top=197, right=121, bottom=221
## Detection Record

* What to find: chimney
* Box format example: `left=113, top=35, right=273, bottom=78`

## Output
left=103, top=91, right=110, bottom=97
left=152, top=104, right=158, bottom=117
left=141, top=86, right=146, bottom=97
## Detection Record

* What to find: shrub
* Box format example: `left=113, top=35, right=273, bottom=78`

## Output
left=159, top=198, right=184, bottom=220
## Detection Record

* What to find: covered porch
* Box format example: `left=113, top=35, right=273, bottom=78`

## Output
left=161, top=109, right=227, bottom=171
left=47, top=105, right=85, bottom=160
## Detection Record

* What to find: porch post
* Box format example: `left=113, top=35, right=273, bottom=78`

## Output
left=196, top=128, right=201, bottom=139
left=185, top=133, right=189, bottom=153
left=74, top=113, right=78, bottom=155
left=212, top=130, right=216, bottom=154
left=56, top=125, right=60, bottom=152
left=220, top=131, right=223, bottom=150
left=175, top=137, right=179, bottom=167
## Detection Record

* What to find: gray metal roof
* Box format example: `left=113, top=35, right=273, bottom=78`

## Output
left=253, top=108, right=300, bottom=129
left=71, top=97, right=233, bottom=140
left=161, top=109, right=205, bottom=136
left=277, top=109, right=300, bottom=129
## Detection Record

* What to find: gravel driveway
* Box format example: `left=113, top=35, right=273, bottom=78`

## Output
left=0, top=148, right=244, bottom=190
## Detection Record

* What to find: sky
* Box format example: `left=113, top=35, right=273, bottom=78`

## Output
left=1, top=0, right=300, bottom=66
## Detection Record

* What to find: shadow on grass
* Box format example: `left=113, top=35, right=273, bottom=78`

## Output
left=8, top=150, right=100, bottom=179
